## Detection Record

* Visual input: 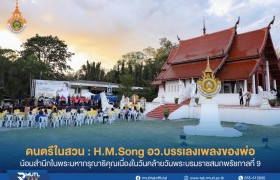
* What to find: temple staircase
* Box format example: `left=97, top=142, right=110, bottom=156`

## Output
left=146, top=99, right=190, bottom=120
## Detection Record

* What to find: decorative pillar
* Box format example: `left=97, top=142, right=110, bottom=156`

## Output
left=252, top=74, right=256, bottom=94
left=244, top=80, right=248, bottom=93
left=234, top=83, right=237, bottom=93
left=266, top=61, right=271, bottom=92
left=274, top=79, right=277, bottom=90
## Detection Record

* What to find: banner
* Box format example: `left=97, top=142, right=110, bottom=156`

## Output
left=34, top=80, right=70, bottom=98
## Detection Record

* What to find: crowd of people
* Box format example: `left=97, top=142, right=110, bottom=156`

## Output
left=0, top=105, right=144, bottom=129
left=37, top=94, right=98, bottom=107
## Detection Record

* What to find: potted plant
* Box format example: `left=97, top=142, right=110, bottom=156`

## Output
left=163, top=109, right=170, bottom=120
left=174, top=97, right=179, bottom=104
left=269, top=99, right=277, bottom=107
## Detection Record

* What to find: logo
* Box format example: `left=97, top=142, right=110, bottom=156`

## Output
left=7, top=0, right=27, bottom=34
left=135, top=175, right=141, bottom=180
left=184, top=175, right=189, bottom=180
left=17, top=172, right=40, bottom=180
left=238, top=176, right=244, bottom=180
left=197, top=57, right=221, bottom=99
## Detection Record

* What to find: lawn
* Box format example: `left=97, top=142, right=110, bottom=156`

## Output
left=0, top=119, right=279, bottom=172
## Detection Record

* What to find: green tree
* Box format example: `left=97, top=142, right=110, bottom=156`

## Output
left=78, top=60, right=106, bottom=81
left=119, top=74, right=135, bottom=97
left=0, top=48, right=14, bottom=100
left=21, top=34, right=74, bottom=79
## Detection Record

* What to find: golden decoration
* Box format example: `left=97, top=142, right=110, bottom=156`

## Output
left=131, top=94, right=139, bottom=104
left=7, top=0, right=27, bottom=34
left=197, top=57, right=221, bottom=99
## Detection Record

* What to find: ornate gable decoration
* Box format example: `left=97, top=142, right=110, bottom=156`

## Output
left=197, top=58, right=221, bottom=99
left=7, top=0, right=27, bottom=34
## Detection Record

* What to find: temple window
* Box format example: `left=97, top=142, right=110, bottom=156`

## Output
left=222, top=81, right=240, bottom=93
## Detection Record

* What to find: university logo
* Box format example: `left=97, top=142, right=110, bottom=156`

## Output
left=17, top=172, right=40, bottom=180
left=197, top=57, right=221, bottom=99
left=7, top=0, right=27, bottom=34
left=7, top=170, right=48, bottom=180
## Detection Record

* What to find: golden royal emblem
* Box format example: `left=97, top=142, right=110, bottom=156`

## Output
left=7, top=0, right=27, bottom=34
left=197, top=57, right=221, bottom=99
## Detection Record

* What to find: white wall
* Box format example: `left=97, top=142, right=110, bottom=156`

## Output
left=197, top=93, right=262, bottom=106
left=144, top=102, right=161, bottom=115
left=166, top=105, right=280, bottom=126
left=168, top=105, right=189, bottom=120
left=153, top=80, right=193, bottom=103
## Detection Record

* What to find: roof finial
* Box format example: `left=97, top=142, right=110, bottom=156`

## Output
left=268, top=15, right=275, bottom=29
left=235, top=16, right=240, bottom=28
left=205, top=57, right=212, bottom=73
left=16, top=0, right=19, bottom=9
left=177, top=35, right=181, bottom=41
left=203, top=17, right=206, bottom=35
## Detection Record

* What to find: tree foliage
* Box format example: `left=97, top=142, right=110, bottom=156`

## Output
left=76, top=60, right=106, bottom=81
left=0, top=35, right=175, bottom=101
left=104, top=38, right=176, bottom=88
left=118, top=74, right=135, bottom=97
left=21, top=34, right=74, bottom=79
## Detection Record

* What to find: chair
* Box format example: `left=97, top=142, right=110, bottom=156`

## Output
left=27, top=114, right=35, bottom=127
left=58, top=115, right=64, bottom=126
left=42, top=116, right=49, bottom=127
left=5, top=115, right=14, bottom=128
left=86, top=114, right=96, bottom=125
left=108, top=113, right=116, bottom=125
left=119, top=112, right=125, bottom=120
left=38, top=117, right=46, bottom=129
left=71, top=112, right=77, bottom=122
left=97, top=113, right=103, bottom=123
left=64, top=113, right=72, bottom=125
left=17, top=115, right=25, bottom=128
left=137, top=112, right=144, bottom=121
left=75, top=114, right=83, bottom=127
left=127, top=113, right=132, bottom=122
left=51, top=116, right=59, bottom=128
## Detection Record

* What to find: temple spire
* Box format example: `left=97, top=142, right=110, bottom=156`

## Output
left=203, top=17, right=206, bottom=35
left=235, top=16, right=240, bottom=27
left=177, top=35, right=181, bottom=41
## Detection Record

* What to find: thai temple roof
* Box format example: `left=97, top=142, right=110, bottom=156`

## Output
left=171, top=27, right=235, bottom=64
left=152, top=18, right=280, bottom=84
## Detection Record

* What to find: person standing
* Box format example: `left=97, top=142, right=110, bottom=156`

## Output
left=56, top=94, right=60, bottom=106
left=244, top=90, right=252, bottom=107
left=67, top=95, right=71, bottom=105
